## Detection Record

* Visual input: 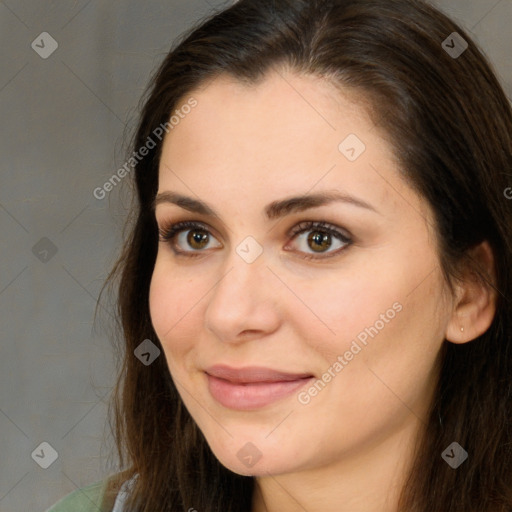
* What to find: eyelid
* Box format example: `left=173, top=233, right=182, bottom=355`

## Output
left=287, top=220, right=351, bottom=241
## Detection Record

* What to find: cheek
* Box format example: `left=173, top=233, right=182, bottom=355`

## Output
left=295, top=252, right=448, bottom=397
left=149, top=263, right=172, bottom=339
left=289, top=267, right=406, bottom=363
left=149, top=241, right=448, bottom=377
left=148, top=259, right=199, bottom=359
left=316, top=265, right=446, bottom=409
left=282, top=277, right=444, bottom=464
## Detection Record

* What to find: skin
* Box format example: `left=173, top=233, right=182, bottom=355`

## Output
left=149, top=69, right=496, bottom=512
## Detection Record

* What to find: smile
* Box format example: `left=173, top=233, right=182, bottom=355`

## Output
left=205, top=365, right=315, bottom=410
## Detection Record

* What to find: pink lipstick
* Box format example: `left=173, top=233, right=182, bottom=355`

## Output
left=205, top=365, right=314, bottom=410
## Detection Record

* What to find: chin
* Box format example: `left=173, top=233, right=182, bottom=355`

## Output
left=203, top=434, right=303, bottom=477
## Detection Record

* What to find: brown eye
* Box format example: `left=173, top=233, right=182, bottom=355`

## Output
left=187, top=229, right=210, bottom=249
left=158, top=221, right=222, bottom=254
left=286, top=220, right=352, bottom=260
left=307, top=230, right=333, bottom=252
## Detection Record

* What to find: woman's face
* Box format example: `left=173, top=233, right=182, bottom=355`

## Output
left=149, top=70, right=452, bottom=477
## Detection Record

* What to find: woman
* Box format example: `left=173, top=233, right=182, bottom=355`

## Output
left=47, top=0, right=512, bottom=510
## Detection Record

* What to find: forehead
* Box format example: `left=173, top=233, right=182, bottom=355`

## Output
left=164, top=70, right=374, bottom=164
left=156, top=70, right=428, bottom=225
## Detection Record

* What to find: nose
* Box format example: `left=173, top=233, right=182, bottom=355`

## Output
left=203, top=245, right=281, bottom=343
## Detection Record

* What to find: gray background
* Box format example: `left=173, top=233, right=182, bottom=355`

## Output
left=0, top=1, right=510, bottom=510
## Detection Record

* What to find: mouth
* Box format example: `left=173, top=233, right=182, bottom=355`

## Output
left=204, top=364, right=315, bottom=410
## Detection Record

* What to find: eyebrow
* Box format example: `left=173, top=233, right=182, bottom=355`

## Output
left=152, top=190, right=379, bottom=219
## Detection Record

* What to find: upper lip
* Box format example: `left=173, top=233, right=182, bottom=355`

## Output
left=205, top=364, right=313, bottom=383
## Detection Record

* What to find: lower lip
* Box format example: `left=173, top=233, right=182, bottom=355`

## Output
left=206, top=374, right=314, bottom=410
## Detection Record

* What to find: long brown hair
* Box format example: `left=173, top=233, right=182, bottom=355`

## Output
left=99, top=0, right=512, bottom=510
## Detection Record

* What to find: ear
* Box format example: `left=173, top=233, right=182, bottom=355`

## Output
left=445, top=241, right=498, bottom=344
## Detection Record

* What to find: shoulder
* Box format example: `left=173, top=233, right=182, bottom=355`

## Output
left=45, top=473, right=129, bottom=512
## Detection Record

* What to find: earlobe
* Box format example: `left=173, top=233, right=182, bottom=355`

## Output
left=445, top=241, right=497, bottom=344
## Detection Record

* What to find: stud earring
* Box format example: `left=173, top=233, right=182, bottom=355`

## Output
left=460, top=326, right=464, bottom=332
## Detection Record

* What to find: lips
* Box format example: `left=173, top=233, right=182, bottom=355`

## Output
left=204, top=364, right=314, bottom=410
left=205, top=364, right=313, bottom=383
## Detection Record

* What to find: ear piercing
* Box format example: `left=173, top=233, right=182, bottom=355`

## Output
left=460, top=327, right=464, bottom=332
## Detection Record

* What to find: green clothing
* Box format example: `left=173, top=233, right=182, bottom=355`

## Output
left=46, top=475, right=119, bottom=512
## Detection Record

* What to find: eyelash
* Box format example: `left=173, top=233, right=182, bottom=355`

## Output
left=157, top=220, right=353, bottom=260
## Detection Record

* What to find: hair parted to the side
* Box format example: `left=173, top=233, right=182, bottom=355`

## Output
left=98, top=0, right=512, bottom=510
